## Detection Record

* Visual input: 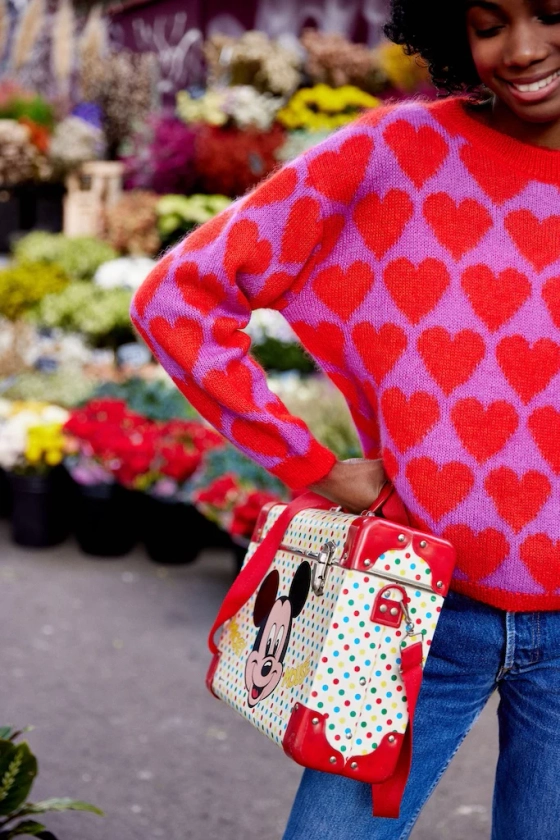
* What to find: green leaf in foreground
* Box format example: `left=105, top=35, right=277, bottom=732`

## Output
left=24, top=800, right=104, bottom=817
left=0, top=819, right=46, bottom=837
left=0, top=743, right=37, bottom=816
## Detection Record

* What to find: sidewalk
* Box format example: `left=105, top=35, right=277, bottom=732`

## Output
left=0, top=523, right=498, bottom=840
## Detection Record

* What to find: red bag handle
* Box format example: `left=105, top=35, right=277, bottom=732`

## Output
left=207, top=483, right=408, bottom=654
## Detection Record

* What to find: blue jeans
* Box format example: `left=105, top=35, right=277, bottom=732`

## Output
left=283, top=590, right=560, bottom=840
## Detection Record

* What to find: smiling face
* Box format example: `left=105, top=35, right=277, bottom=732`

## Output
left=244, top=598, right=292, bottom=708
left=466, top=0, right=560, bottom=126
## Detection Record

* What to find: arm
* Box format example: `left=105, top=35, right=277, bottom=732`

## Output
left=131, top=154, right=337, bottom=491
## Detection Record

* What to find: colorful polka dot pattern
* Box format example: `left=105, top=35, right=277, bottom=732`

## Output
left=211, top=507, right=443, bottom=759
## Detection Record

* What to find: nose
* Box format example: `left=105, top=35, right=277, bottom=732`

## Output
left=503, top=21, right=549, bottom=68
left=261, top=660, right=272, bottom=678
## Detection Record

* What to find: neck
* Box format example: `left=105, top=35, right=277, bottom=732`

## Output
left=479, top=96, right=560, bottom=150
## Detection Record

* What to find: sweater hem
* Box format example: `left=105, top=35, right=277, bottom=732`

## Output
left=451, top=579, right=560, bottom=613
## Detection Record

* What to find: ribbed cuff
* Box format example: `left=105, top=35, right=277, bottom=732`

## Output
left=270, top=440, right=338, bottom=491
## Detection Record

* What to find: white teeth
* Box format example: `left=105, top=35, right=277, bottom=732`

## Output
left=513, top=70, right=560, bottom=92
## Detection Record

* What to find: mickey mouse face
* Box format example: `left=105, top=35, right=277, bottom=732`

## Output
left=244, top=563, right=311, bottom=708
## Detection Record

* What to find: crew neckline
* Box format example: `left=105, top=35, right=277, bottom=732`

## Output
left=429, top=95, right=560, bottom=184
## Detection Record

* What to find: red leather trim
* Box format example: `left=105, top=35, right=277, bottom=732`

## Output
left=371, top=585, right=409, bottom=628
left=283, top=704, right=405, bottom=783
left=283, top=704, right=345, bottom=774
left=343, top=518, right=409, bottom=571
left=344, top=517, right=456, bottom=595
left=346, top=730, right=404, bottom=782
left=206, top=652, right=221, bottom=698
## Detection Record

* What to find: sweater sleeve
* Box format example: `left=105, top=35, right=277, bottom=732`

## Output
left=130, top=153, right=340, bottom=490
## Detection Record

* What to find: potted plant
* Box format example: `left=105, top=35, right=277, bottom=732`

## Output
left=130, top=418, right=224, bottom=565
left=0, top=725, right=102, bottom=838
left=63, top=399, right=142, bottom=557
left=0, top=401, right=70, bottom=548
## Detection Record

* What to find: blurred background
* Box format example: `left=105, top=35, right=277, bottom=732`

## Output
left=0, top=2, right=497, bottom=838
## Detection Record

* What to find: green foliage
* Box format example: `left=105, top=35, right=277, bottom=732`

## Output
left=0, top=263, right=69, bottom=321
left=92, top=377, right=197, bottom=420
left=0, top=741, right=37, bottom=816
left=194, top=445, right=286, bottom=495
left=0, top=96, right=55, bottom=129
left=252, top=338, right=316, bottom=374
left=31, top=283, right=134, bottom=348
left=13, top=233, right=117, bottom=281
left=156, top=193, right=232, bottom=247
left=4, top=367, right=96, bottom=408
left=0, top=730, right=102, bottom=840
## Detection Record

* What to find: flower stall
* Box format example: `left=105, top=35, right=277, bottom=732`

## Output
left=0, top=10, right=431, bottom=570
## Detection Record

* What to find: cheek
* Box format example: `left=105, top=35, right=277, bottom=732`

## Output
left=467, top=39, right=496, bottom=83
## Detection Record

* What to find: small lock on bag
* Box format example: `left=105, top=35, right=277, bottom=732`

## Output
left=206, top=483, right=456, bottom=818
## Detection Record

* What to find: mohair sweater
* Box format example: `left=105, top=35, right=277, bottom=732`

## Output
left=132, top=96, right=560, bottom=612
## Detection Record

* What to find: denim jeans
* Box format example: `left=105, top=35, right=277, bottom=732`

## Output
left=283, top=589, right=560, bottom=840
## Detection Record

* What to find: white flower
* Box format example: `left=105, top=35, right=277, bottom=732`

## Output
left=223, top=86, right=285, bottom=131
left=94, top=257, right=157, bottom=290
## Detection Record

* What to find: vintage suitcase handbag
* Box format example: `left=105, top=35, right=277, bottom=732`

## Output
left=206, top=484, right=456, bottom=817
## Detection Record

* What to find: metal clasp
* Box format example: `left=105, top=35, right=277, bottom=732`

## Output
left=310, top=540, right=337, bottom=596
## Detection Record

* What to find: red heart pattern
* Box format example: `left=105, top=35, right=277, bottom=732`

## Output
left=353, top=189, right=414, bottom=258
left=505, top=210, right=560, bottom=271
left=381, top=388, right=440, bottom=452
left=520, top=534, right=560, bottom=592
left=406, top=457, right=474, bottom=521
left=307, top=134, right=374, bottom=204
left=423, top=193, right=492, bottom=259
left=384, top=258, right=450, bottom=324
left=384, top=121, right=449, bottom=187
left=352, top=322, right=407, bottom=384
left=496, top=336, right=560, bottom=403
left=484, top=468, right=550, bottom=533
left=313, top=261, right=374, bottom=319
left=131, top=103, right=560, bottom=609
left=451, top=399, right=518, bottom=462
left=418, top=328, right=485, bottom=395
left=461, top=265, right=531, bottom=332
left=443, top=524, right=509, bottom=581
left=542, top=275, right=560, bottom=329
left=460, top=143, right=528, bottom=204
left=528, top=407, right=560, bottom=473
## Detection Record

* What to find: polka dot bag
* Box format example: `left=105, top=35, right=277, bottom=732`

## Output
left=207, top=484, right=455, bottom=818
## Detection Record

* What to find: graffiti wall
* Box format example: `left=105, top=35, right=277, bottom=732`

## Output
left=110, top=0, right=390, bottom=94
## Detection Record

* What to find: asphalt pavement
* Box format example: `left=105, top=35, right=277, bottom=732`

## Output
left=0, top=522, right=499, bottom=840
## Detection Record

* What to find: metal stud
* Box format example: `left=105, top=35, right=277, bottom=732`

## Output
left=379, top=604, right=388, bottom=613
left=436, top=581, right=444, bottom=589
left=345, top=732, right=353, bottom=740
left=397, top=534, right=406, bottom=543
left=363, top=559, right=371, bottom=568
left=329, top=756, right=337, bottom=764
left=294, top=704, right=299, bottom=711
left=350, top=762, right=358, bottom=770
left=359, top=677, right=367, bottom=686
left=388, top=735, right=396, bottom=744
left=390, top=607, right=399, bottom=616
left=419, top=540, right=427, bottom=549
left=311, top=717, right=319, bottom=725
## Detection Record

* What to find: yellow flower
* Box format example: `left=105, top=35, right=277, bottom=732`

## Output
left=277, top=84, right=379, bottom=131
left=45, top=450, right=63, bottom=466
left=377, top=42, right=429, bottom=92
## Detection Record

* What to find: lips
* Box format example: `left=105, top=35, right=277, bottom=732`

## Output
left=507, top=69, right=560, bottom=92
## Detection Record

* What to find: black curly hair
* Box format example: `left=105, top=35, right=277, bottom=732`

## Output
left=384, top=0, right=483, bottom=95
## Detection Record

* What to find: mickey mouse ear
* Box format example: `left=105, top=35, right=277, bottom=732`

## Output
left=253, top=569, right=280, bottom=627
left=289, top=562, right=311, bottom=618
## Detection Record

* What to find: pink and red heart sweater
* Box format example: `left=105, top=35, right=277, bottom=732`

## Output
left=131, top=96, right=560, bottom=612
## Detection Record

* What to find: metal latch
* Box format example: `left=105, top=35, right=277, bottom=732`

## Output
left=310, top=540, right=337, bottom=596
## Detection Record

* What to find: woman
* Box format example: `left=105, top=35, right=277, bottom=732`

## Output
left=131, top=1, right=560, bottom=835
